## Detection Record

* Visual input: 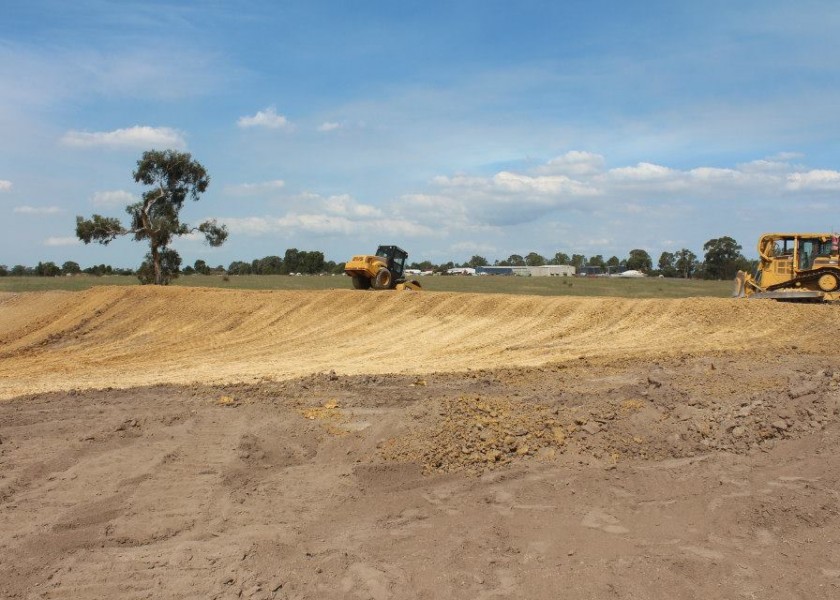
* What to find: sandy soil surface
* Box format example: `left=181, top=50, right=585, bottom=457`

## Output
left=1, top=287, right=839, bottom=599
left=1, top=286, right=838, bottom=400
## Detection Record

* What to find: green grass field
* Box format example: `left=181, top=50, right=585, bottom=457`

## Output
left=0, top=273, right=733, bottom=298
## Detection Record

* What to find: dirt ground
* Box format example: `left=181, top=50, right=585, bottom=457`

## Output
left=1, top=288, right=840, bottom=599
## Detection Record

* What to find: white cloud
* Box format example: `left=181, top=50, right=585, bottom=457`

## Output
left=737, top=159, right=792, bottom=174
left=786, top=169, right=840, bottom=191
left=44, top=236, right=80, bottom=246
left=432, top=174, right=490, bottom=188
left=687, top=167, right=743, bottom=182
left=537, top=151, right=606, bottom=176
left=0, top=180, right=11, bottom=191
left=323, top=194, right=383, bottom=218
left=60, top=126, right=186, bottom=149
left=222, top=191, right=433, bottom=238
left=418, top=160, right=607, bottom=227
left=14, top=205, right=63, bottom=215
left=398, top=151, right=840, bottom=231
left=492, top=171, right=600, bottom=197
left=225, top=214, right=357, bottom=236
left=92, top=190, right=135, bottom=207
left=317, top=121, right=341, bottom=132
left=608, top=162, right=676, bottom=181
left=395, top=193, right=483, bottom=232
left=237, top=107, right=289, bottom=129
left=224, top=180, right=286, bottom=195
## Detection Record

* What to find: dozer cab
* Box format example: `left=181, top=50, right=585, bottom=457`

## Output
left=734, top=233, right=840, bottom=301
left=344, top=245, right=422, bottom=291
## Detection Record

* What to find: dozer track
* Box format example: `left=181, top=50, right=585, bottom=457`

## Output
left=765, top=267, right=840, bottom=293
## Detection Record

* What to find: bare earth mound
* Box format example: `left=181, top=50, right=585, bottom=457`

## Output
left=0, top=286, right=837, bottom=399
left=1, top=287, right=839, bottom=599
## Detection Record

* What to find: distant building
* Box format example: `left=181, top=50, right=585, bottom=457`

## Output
left=476, top=265, right=575, bottom=277
left=527, top=265, right=576, bottom=277
left=476, top=266, right=526, bottom=276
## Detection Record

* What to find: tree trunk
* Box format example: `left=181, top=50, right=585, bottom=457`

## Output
left=141, top=193, right=163, bottom=285
left=151, top=243, right=162, bottom=285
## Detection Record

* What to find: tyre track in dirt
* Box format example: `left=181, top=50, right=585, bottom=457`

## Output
left=0, top=286, right=837, bottom=400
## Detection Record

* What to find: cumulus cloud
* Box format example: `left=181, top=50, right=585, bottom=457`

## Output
left=14, top=205, right=63, bottom=215
left=537, top=151, right=606, bottom=176
left=687, top=167, right=743, bottom=182
left=492, top=171, right=600, bottom=197
left=222, top=192, right=433, bottom=238
left=44, top=236, right=80, bottom=246
left=60, top=126, right=186, bottom=149
left=323, top=194, right=383, bottom=218
left=237, top=107, right=289, bottom=129
left=420, top=161, right=605, bottom=227
left=317, top=121, right=341, bottom=132
left=608, top=162, right=676, bottom=181
left=738, top=159, right=793, bottom=174
left=224, top=180, right=286, bottom=195
left=394, top=193, right=479, bottom=230
left=786, top=169, right=840, bottom=191
left=395, top=151, right=840, bottom=232
left=91, top=190, right=135, bottom=207
left=0, top=180, right=11, bottom=191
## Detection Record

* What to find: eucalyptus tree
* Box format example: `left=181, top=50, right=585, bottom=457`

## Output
left=76, top=150, right=227, bottom=285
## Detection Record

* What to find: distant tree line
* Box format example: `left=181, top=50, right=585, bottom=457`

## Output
left=0, top=248, right=343, bottom=279
left=0, top=261, right=135, bottom=277
left=434, top=236, right=755, bottom=280
left=1, top=236, right=756, bottom=281
left=227, top=249, right=341, bottom=275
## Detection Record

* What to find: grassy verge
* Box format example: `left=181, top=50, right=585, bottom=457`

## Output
left=0, top=274, right=733, bottom=298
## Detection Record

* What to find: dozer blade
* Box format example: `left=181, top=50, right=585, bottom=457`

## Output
left=395, top=279, right=422, bottom=291
left=732, top=271, right=747, bottom=298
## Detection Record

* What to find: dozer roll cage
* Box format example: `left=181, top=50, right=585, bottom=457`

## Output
left=374, top=245, right=408, bottom=280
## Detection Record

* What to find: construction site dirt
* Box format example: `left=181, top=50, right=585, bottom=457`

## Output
left=1, top=287, right=839, bottom=599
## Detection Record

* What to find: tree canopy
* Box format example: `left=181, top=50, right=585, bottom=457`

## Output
left=703, top=237, right=748, bottom=280
left=675, top=248, right=698, bottom=279
left=467, top=255, right=488, bottom=268
left=657, top=251, right=676, bottom=277
left=549, top=252, right=570, bottom=265
left=76, top=150, right=227, bottom=285
left=626, top=249, right=652, bottom=272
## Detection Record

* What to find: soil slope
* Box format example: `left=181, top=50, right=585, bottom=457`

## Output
left=0, top=286, right=836, bottom=399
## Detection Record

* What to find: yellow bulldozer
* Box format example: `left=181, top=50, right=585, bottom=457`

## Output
left=734, top=232, right=840, bottom=301
left=344, top=245, right=422, bottom=291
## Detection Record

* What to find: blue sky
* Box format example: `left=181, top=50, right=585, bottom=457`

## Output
left=2, top=0, right=840, bottom=269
